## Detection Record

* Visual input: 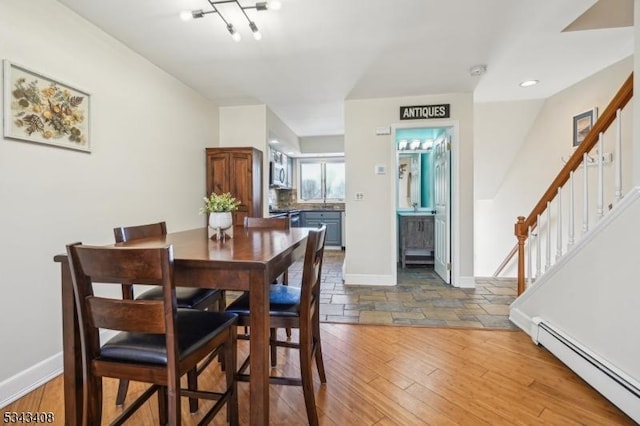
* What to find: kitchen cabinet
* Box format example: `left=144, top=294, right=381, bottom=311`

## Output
left=399, top=214, right=434, bottom=268
left=206, top=147, right=263, bottom=226
left=301, top=211, right=341, bottom=246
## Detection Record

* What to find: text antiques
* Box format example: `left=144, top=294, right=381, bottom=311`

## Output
left=400, top=104, right=450, bottom=120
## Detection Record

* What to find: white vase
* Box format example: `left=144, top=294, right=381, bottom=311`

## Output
left=209, top=212, right=233, bottom=230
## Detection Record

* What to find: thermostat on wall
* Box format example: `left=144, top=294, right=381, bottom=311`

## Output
left=374, top=165, right=386, bottom=175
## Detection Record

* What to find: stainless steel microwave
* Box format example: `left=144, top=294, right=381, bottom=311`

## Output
left=269, top=161, right=287, bottom=187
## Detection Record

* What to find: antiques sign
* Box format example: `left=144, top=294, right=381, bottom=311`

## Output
left=400, top=104, right=450, bottom=120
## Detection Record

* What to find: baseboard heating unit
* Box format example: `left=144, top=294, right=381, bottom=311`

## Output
left=532, top=318, right=640, bottom=422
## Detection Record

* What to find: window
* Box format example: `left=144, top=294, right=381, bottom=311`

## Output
left=299, top=158, right=345, bottom=202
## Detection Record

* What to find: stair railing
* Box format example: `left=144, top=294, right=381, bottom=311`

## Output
left=507, top=73, right=633, bottom=295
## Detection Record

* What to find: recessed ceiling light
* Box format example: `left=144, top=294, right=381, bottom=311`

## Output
left=520, top=80, right=539, bottom=87
left=469, top=64, right=487, bottom=77
left=270, top=139, right=280, bottom=144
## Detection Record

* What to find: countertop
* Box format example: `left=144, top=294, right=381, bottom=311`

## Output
left=397, top=211, right=435, bottom=216
left=269, top=207, right=345, bottom=213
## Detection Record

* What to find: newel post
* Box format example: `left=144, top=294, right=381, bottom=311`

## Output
left=515, top=216, right=527, bottom=295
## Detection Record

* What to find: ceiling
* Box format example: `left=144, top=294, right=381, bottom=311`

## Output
left=56, top=0, right=633, bottom=137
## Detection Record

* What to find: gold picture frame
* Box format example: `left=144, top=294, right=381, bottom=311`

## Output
left=3, top=60, right=90, bottom=152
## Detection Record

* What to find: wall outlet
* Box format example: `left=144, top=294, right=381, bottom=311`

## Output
left=355, top=192, right=364, bottom=201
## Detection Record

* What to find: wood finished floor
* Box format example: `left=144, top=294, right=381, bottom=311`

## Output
left=4, top=324, right=634, bottom=425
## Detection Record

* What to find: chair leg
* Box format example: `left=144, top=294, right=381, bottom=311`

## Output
left=270, top=328, right=278, bottom=367
left=157, top=386, right=168, bottom=426
left=115, top=379, right=129, bottom=406
left=218, top=290, right=227, bottom=311
left=282, top=272, right=292, bottom=338
left=299, top=325, right=319, bottom=426
left=313, top=313, right=327, bottom=382
left=166, top=384, right=180, bottom=426
left=85, top=374, right=103, bottom=426
left=187, top=369, right=198, bottom=413
left=225, top=329, right=239, bottom=426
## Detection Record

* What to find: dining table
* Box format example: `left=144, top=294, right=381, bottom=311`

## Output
left=54, top=226, right=310, bottom=426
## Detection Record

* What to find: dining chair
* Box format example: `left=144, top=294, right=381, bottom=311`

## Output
left=113, top=221, right=226, bottom=407
left=242, top=216, right=292, bottom=364
left=243, top=216, right=290, bottom=288
left=66, top=242, right=239, bottom=426
left=225, top=225, right=327, bottom=426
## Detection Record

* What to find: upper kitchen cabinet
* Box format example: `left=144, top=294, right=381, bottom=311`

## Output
left=206, top=147, right=263, bottom=226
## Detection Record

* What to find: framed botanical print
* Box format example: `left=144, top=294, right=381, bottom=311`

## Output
left=3, top=60, right=90, bottom=152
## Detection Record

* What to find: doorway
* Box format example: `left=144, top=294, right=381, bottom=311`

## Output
left=393, top=125, right=452, bottom=284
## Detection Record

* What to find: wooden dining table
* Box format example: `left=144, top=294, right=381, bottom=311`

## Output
left=54, top=226, right=310, bottom=426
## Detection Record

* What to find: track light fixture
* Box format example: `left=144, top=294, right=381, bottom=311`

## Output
left=181, top=0, right=281, bottom=41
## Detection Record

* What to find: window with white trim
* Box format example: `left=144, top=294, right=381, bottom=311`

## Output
left=298, top=158, right=345, bottom=202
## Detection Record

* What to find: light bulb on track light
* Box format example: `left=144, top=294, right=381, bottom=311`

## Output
left=249, top=21, right=262, bottom=40
left=227, top=24, right=241, bottom=42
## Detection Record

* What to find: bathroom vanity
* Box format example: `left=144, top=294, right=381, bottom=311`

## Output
left=398, top=212, right=434, bottom=268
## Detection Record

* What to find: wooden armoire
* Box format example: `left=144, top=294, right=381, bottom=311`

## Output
left=205, top=147, right=263, bottom=226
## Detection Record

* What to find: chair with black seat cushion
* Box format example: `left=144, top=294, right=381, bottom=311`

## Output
left=66, top=242, right=238, bottom=426
left=113, top=221, right=225, bottom=407
left=242, top=216, right=292, bottom=364
left=226, top=225, right=327, bottom=426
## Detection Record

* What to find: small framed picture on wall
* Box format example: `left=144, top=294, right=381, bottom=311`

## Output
left=572, top=107, right=597, bottom=147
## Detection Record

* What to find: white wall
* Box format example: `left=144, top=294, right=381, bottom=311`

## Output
left=0, top=1, right=218, bottom=405
left=474, top=57, right=634, bottom=277
left=474, top=100, right=544, bottom=200
left=267, top=108, right=301, bottom=154
left=344, top=92, right=474, bottom=286
left=510, top=186, right=640, bottom=391
left=219, top=105, right=299, bottom=215
left=219, top=105, right=267, bottom=150
left=299, top=135, right=344, bottom=154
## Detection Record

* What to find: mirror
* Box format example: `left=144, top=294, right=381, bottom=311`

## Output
left=397, top=152, right=433, bottom=210
left=395, top=127, right=444, bottom=211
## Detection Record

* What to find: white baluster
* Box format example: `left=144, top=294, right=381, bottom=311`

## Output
left=568, top=171, right=575, bottom=248
left=527, top=225, right=532, bottom=287
left=583, top=153, right=589, bottom=234
left=615, top=108, right=623, bottom=203
left=597, top=132, right=604, bottom=220
left=546, top=202, right=551, bottom=272
left=556, top=188, right=562, bottom=261
left=536, top=214, right=541, bottom=278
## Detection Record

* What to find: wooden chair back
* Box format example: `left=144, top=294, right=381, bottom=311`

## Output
left=114, top=221, right=167, bottom=243
left=67, top=243, right=178, bottom=400
left=66, top=243, right=178, bottom=370
left=113, top=221, right=167, bottom=300
left=244, top=216, right=290, bottom=229
left=299, top=225, right=327, bottom=323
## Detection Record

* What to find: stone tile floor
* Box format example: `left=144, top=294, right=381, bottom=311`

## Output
left=288, top=249, right=518, bottom=330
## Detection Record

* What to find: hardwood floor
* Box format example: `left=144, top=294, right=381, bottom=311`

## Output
left=4, top=324, right=634, bottom=425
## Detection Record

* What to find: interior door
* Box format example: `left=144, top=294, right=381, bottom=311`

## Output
left=433, top=133, right=451, bottom=283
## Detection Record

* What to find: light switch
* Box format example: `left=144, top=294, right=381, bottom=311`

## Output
left=375, top=165, right=386, bottom=175
left=355, top=192, right=364, bottom=201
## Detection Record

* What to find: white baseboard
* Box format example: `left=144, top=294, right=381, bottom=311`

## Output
left=534, top=320, right=640, bottom=423
left=0, top=353, right=62, bottom=409
left=343, top=273, right=394, bottom=286
left=454, top=275, right=476, bottom=288
left=508, top=307, right=533, bottom=335
left=0, top=330, right=118, bottom=409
